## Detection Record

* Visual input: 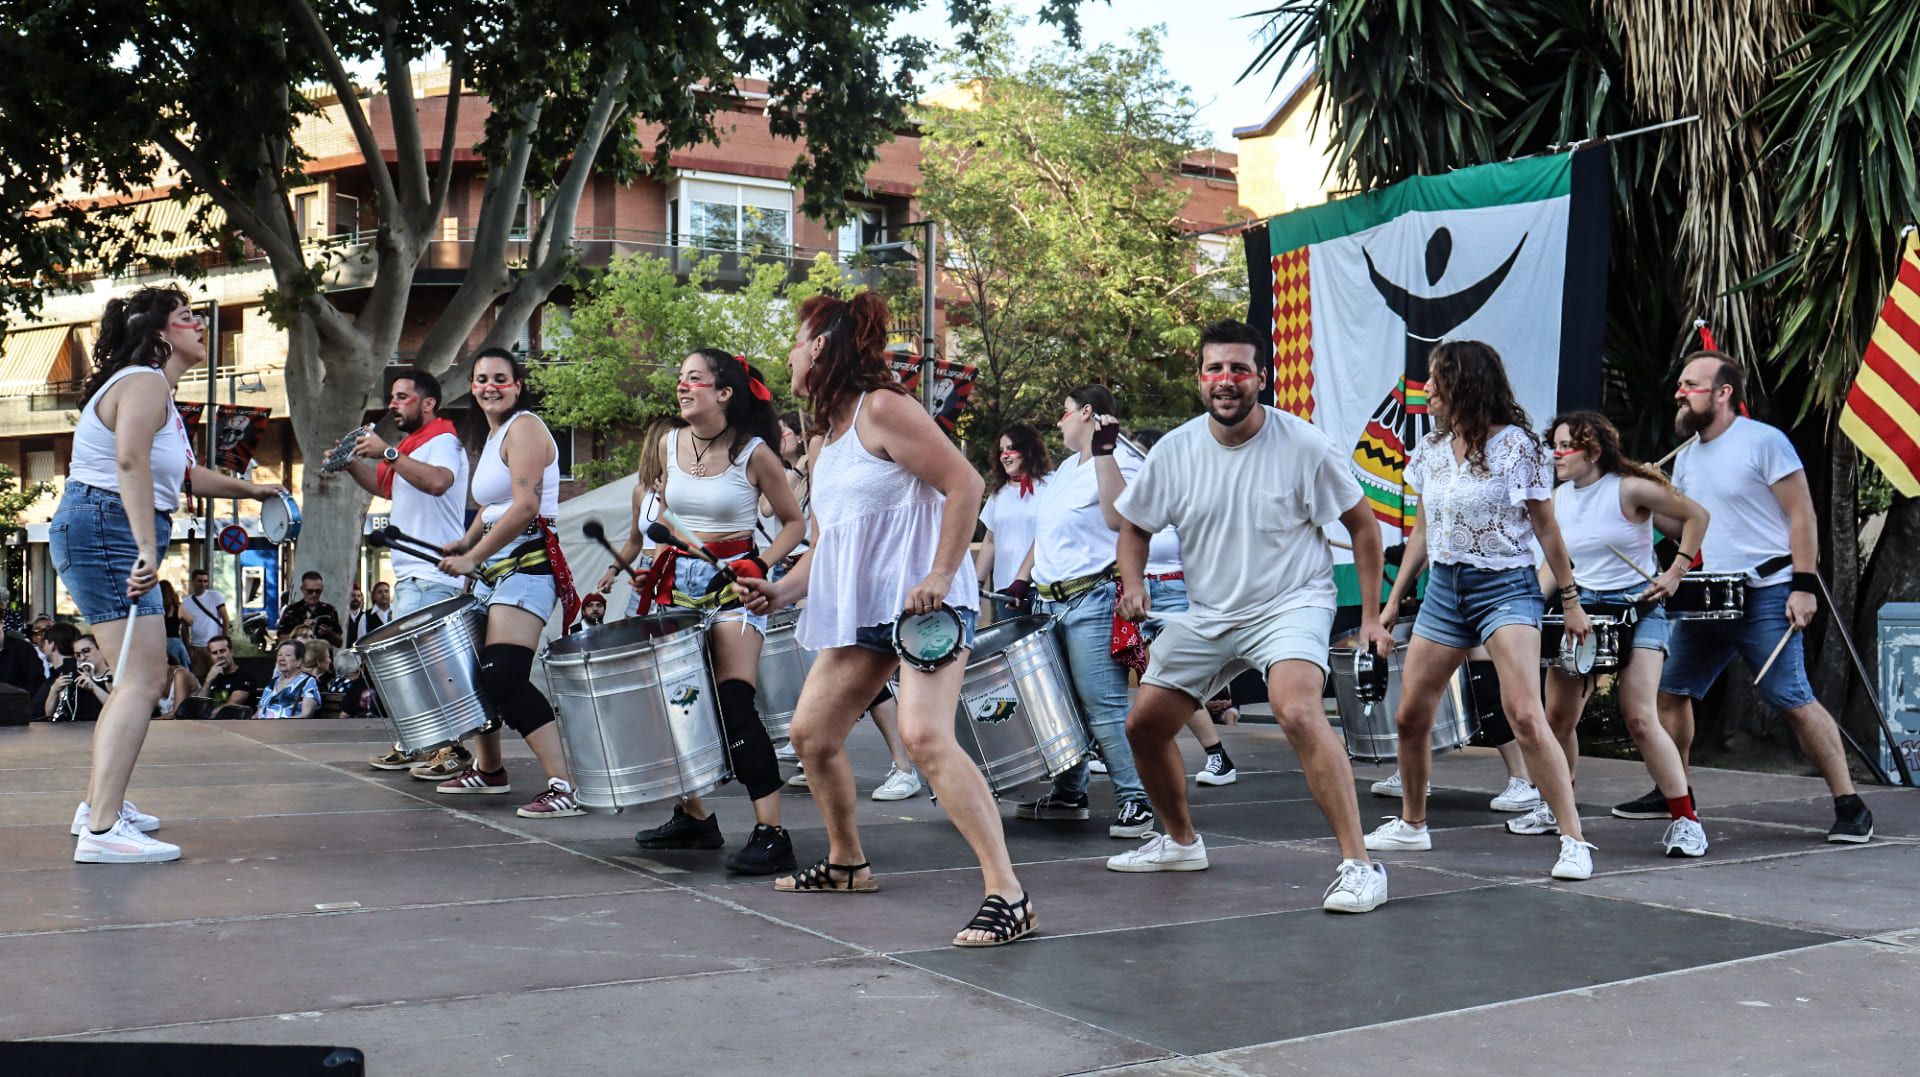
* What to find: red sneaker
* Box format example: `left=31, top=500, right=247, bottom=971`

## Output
left=437, top=768, right=510, bottom=795
left=517, top=777, right=586, bottom=818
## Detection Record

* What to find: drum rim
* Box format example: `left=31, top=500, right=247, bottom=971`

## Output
left=892, top=605, right=965, bottom=672
left=355, top=594, right=482, bottom=650
left=261, top=491, right=301, bottom=541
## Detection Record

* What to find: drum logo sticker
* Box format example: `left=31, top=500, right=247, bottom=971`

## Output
left=966, top=689, right=1020, bottom=725
left=666, top=679, right=703, bottom=717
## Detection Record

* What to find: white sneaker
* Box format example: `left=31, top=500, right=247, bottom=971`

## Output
left=1087, top=756, right=1109, bottom=775
left=70, top=800, right=160, bottom=837
left=1195, top=752, right=1237, bottom=786
left=1551, top=835, right=1597, bottom=880
left=786, top=768, right=809, bottom=788
left=1368, top=771, right=1429, bottom=798
left=1661, top=816, right=1709, bottom=858
left=871, top=765, right=923, bottom=801
left=1490, top=777, right=1542, bottom=812
left=1363, top=817, right=1431, bottom=851
left=1106, top=832, right=1209, bottom=872
left=1322, top=859, right=1389, bottom=913
left=774, top=742, right=798, bottom=762
left=1504, top=804, right=1560, bottom=836
left=74, top=816, right=181, bottom=864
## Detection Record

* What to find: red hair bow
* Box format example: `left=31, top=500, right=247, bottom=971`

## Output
left=734, top=354, right=772, bottom=402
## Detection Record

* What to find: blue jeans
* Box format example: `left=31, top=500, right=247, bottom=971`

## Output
left=393, top=575, right=463, bottom=616
left=1041, top=581, right=1144, bottom=806
left=1661, top=582, right=1815, bottom=709
left=49, top=481, right=172, bottom=624
left=1142, top=575, right=1188, bottom=641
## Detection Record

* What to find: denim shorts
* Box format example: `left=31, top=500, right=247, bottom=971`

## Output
left=1580, top=586, right=1669, bottom=654
left=1414, top=562, right=1541, bottom=649
left=1660, top=582, right=1815, bottom=710
left=473, top=544, right=557, bottom=621
left=49, top=481, right=172, bottom=625
left=393, top=575, right=464, bottom=616
left=854, top=606, right=979, bottom=658
left=665, top=557, right=769, bottom=635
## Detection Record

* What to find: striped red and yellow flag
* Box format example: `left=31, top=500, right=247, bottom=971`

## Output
left=1841, top=231, right=1920, bottom=495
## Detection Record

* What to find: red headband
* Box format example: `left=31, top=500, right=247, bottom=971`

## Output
left=734, top=355, right=772, bottom=402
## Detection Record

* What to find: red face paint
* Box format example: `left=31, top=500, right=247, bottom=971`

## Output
left=1199, top=371, right=1258, bottom=384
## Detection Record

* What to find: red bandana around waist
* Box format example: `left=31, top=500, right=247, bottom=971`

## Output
left=648, top=536, right=755, bottom=609
left=376, top=418, right=457, bottom=498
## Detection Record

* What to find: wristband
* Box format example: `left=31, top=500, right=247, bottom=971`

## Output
left=1675, top=550, right=1697, bottom=565
left=1791, top=572, right=1819, bottom=595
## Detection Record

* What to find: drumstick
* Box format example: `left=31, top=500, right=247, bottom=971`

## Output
left=1605, top=543, right=1660, bottom=586
left=657, top=509, right=714, bottom=562
left=115, top=559, right=144, bottom=677
left=1754, top=624, right=1799, bottom=684
left=1655, top=435, right=1697, bottom=469
left=582, top=520, right=640, bottom=576
left=1328, top=537, right=1354, bottom=551
left=645, top=522, right=720, bottom=567
left=367, top=531, right=480, bottom=580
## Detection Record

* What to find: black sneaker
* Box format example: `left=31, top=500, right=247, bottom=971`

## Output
left=726, top=823, right=798, bottom=874
left=1110, top=799, right=1155, bottom=839
left=634, top=805, right=724, bottom=850
left=1612, top=786, right=1693, bottom=820
left=1016, top=790, right=1091, bottom=821
left=1828, top=798, right=1874, bottom=844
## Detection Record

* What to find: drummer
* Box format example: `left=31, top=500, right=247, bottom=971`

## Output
left=1528, top=411, right=1710, bottom=857
left=975, top=423, right=1051, bottom=623
left=628, top=349, right=807, bottom=876
left=434, top=348, right=584, bottom=820
left=1105, top=319, right=1390, bottom=912
left=736, top=290, right=1034, bottom=948
left=597, top=417, right=673, bottom=617
left=1650, top=353, right=1872, bottom=842
left=1367, top=341, right=1597, bottom=881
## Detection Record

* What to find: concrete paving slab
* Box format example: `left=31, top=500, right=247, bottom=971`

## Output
left=1208, top=938, right=1916, bottom=1076
left=1343, top=815, right=1846, bottom=882
left=0, top=760, right=357, bottom=794
left=211, top=718, right=397, bottom=744
left=0, top=724, right=292, bottom=768
left=1569, top=843, right=1920, bottom=937
left=0, top=779, right=420, bottom=827
left=0, top=889, right=851, bottom=1039
left=1193, top=786, right=1612, bottom=845
left=897, top=886, right=1834, bottom=1055
left=1718, top=786, right=1920, bottom=837
left=706, top=843, right=1487, bottom=954
left=70, top=956, right=1168, bottom=1076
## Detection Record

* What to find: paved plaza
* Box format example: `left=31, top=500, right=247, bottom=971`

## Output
left=3, top=717, right=1917, bottom=1074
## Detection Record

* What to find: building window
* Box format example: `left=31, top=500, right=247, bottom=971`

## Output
left=294, top=191, right=324, bottom=240
left=555, top=427, right=580, bottom=480
left=672, top=176, right=792, bottom=253
left=23, top=450, right=56, bottom=485
left=838, top=204, right=886, bottom=263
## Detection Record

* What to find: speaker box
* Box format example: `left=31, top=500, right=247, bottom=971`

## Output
left=0, top=1042, right=364, bottom=1075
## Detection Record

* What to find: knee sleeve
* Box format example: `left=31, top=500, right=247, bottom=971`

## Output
left=716, top=678, right=782, bottom=799
left=481, top=644, right=554, bottom=738
left=869, top=685, right=894, bottom=708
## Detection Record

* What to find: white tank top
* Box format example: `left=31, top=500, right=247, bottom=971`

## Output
left=664, top=430, right=764, bottom=533
left=69, top=366, right=194, bottom=512
left=799, top=394, right=977, bottom=649
left=1553, top=472, right=1653, bottom=592
left=471, top=411, right=560, bottom=524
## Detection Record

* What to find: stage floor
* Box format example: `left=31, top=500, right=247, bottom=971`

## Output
left=3, top=718, right=1916, bottom=1074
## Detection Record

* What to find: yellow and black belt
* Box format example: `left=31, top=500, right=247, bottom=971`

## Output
left=1036, top=565, right=1116, bottom=602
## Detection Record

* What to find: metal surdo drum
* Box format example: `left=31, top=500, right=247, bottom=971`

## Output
left=1541, top=613, right=1631, bottom=675
left=353, top=594, right=492, bottom=752
left=542, top=611, right=725, bottom=812
left=756, top=608, right=816, bottom=746
left=951, top=616, right=1091, bottom=794
left=1668, top=572, right=1745, bottom=620
left=1327, top=630, right=1479, bottom=764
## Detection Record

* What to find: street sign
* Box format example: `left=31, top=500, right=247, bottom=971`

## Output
left=218, top=525, right=249, bottom=555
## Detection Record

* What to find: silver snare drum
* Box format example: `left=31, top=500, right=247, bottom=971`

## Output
left=952, top=616, right=1091, bottom=794
left=755, top=608, right=815, bottom=747
left=1668, top=573, right=1745, bottom=620
left=542, top=612, right=727, bottom=812
left=1328, top=635, right=1478, bottom=764
left=353, top=595, right=491, bottom=753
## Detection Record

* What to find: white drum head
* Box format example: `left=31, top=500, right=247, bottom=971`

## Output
left=1567, top=630, right=1597, bottom=675
left=261, top=492, right=301, bottom=544
left=893, top=606, right=964, bottom=672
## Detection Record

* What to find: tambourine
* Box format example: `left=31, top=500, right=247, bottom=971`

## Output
left=1550, top=628, right=1598, bottom=677
left=892, top=604, right=966, bottom=672
left=322, top=424, right=373, bottom=474
left=1352, top=644, right=1389, bottom=704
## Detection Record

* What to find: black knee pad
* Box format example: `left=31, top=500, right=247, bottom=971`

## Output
left=480, top=644, right=554, bottom=738
left=716, top=678, right=781, bottom=799
left=869, top=685, right=894, bottom=709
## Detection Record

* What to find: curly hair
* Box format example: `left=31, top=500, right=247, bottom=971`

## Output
left=1428, top=340, right=1535, bottom=469
left=82, top=285, right=192, bottom=406
left=681, top=348, right=781, bottom=465
left=795, top=291, right=907, bottom=433
left=989, top=423, right=1054, bottom=492
left=1545, top=410, right=1670, bottom=487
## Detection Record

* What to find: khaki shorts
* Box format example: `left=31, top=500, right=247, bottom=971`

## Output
left=1140, top=605, right=1334, bottom=704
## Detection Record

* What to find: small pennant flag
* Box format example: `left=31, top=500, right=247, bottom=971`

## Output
left=1840, top=230, right=1920, bottom=495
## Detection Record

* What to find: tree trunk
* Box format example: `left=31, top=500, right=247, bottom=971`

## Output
left=1816, top=437, right=1866, bottom=743
left=283, top=314, right=381, bottom=610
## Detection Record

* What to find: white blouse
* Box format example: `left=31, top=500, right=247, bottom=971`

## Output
left=1407, top=425, right=1551, bottom=570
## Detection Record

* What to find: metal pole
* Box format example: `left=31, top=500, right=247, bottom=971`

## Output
left=202, top=302, right=218, bottom=575
left=920, top=221, right=937, bottom=415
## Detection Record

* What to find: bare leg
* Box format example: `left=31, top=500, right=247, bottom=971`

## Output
left=1127, top=686, right=1201, bottom=842
left=868, top=696, right=915, bottom=772
left=1485, top=626, right=1584, bottom=843
left=777, top=648, right=890, bottom=889
left=1783, top=701, right=1858, bottom=796
left=1183, top=709, right=1221, bottom=752
left=1496, top=740, right=1530, bottom=781
left=1618, top=654, right=1688, bottom=798
left=82, top=615, right=168, bottom=826
left=1541, top=667, right=1587, bottom=785
left=1270, top=660, right=1369, bottom=860
left=1394, top=635, right=1471, bottom=826
left=1658, top=691, right=1695, bottom=769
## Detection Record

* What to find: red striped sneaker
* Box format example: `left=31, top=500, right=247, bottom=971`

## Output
left=437, top=768, right=510, bottom=795
left=517, top=777, right=585, bottom=818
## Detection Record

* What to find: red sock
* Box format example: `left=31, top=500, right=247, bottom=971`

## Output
left=1666, top=794, right=1697, bottom=821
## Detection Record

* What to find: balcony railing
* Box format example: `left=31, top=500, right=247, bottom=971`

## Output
left=26, top=380, right=84, bottom=411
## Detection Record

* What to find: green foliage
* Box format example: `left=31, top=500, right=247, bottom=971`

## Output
left=0, top=465, right=51, bottom=529
left=536, top=251, right=859, bottom=482
left=917, top=22, right=1246, bottom=451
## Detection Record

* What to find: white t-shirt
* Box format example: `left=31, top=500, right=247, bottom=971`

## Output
left=1116, top=407, right=1360, bottom=625
left=388, top=431, right=470, bottom=586
left=1030, top=443, right=1176, bottom=586
left=979, top=478, right=1049, bottom=590
left=184, top=589, right=227, bottom=647
left=1672, top=417, right=1802, bottom=586
left=1406, top=425, right=1552, bottom=570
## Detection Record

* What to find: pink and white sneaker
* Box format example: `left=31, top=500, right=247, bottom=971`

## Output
left=517, top=777, right=585, bottom=818
left=74, top=817, right=181, bottom=864
left=437, top=768, right=510, bottom=795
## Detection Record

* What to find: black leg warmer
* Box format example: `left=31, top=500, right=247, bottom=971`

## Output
left=716, top=678, right=782, bottom=800
left=480, top=643, right=555, bottom=738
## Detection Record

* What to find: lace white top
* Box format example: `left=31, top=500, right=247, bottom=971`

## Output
left=1407, top=425, right=1551, bottom=570
left=798, top=394, right=978, bottom=650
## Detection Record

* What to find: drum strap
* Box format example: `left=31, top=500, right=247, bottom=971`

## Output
left=477, top=540, right=551, bottom=585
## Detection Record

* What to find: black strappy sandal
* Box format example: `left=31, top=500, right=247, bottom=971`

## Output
left=952, top=892, right=1037, bottom=948
left=774, top=858, right=877, bottom=894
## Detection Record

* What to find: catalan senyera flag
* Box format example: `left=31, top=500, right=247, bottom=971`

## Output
left=1840, top=231, right=1920, bottom=496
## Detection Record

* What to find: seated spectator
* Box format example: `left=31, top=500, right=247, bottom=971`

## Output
left=32, top=626, right=112, bottom=723
left=0, top=619, right=48, bottom=696
left=201, top=635, right=257, bottom=709
left=256, top=640, right=321, bottom=720
left=154, top=654, right=201, bottom=719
